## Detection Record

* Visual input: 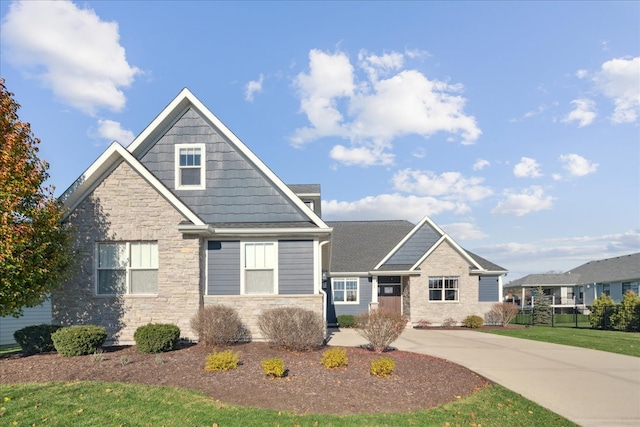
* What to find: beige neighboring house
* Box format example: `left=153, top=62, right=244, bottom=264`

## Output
left=53, top=89, right=508, bottom=344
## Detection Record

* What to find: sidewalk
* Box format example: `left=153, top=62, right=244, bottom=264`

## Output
left=326, top=327, right=640, bottom=427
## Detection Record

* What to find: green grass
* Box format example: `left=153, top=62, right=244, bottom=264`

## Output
left=0, top=345, right=20, bottom=355
left=0, top=381, right=577, bottom=427
left=481, top=326, right=640, bottom=357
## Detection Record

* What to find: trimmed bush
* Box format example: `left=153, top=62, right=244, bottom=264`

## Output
left=370, top=356, right=395, bottom=377
left=258, top=307, right=325, bottom=351
left=590, top=294, right=616, bottom=329
left=611, top=291, right=640, bottom=331
left=190, top=304, right=250, bottom=346
left=321, top=347, right=348, bottom=369
left=462, top=315, right=484, bottom=329
left=13, top=324, right=63, bottom=355
left=134, top=323, right=180, bottom=354
left=337, top=314, right=355, bottom=328
left=51, top=325, right=107, bottom=357
left=441, top=317, right=457, bottom=327
left=355, top=309, right=406, bottom=353
left=204, top=349, right=239, bottom=372
left=261, top=357, right=286, bottom=378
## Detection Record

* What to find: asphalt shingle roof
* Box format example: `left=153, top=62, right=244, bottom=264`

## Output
left=568, top=253, right=640, bottom=285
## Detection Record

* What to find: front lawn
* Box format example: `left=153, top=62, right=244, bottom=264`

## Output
left=0, top=381, right=578, bottom=427
left=480, top=326, right=640, bottom=357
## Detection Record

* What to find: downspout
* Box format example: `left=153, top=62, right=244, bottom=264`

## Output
left=318, top=240, right=330, bottom=327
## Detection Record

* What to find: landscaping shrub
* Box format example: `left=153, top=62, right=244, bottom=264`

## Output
left=320, top=347, right=348, bottom=369
left=462, top=315, right=484, bottom=328
left=355, top=309, right=406, bottom=353
left=370, top=356, right=395, bottom=377
left=258, top=307, right=325, bottom=351
left=190, top=304, right=250, bottom=346
left=204, top=349, right=239, bottom=372
left=51, top=325, right=107, bottom=357
left=261, top=357, right=286, bottom=378
left=486, top=303, right=519, bottom=327
left=441, top=317, right=457, bottom=327
left=414, top=319, right=432, bottom=329
left=337, top=314, right=355, bottom=328
left=13, top=324, right=62, bottom=354
left=134, top=323, right=180, bottom=354
left=611, top=291, right=640, bottom=332
left=589, top=294, right=616, bottom=329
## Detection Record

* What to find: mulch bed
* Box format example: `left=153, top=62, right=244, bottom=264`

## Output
left=0, top=342, right=489, bottom=415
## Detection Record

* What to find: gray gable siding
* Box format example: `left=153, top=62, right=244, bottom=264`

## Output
left=478, top=276, right=500, bottom=302
left=207, top=240, right=240, bottom=295
left=384, top=221, right=441, bottom=266
left=279, top=240, right=314, bottom=294
left=140, top=108, right=309, bottom=224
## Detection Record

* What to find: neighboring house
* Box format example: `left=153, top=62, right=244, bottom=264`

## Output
left=324, top=218, right=507, bottom=326
left=504, top=252, right=640, bottom=313
left=0, top=298, right=52, bottom=346
left=54, top=88, right=507, bottom=343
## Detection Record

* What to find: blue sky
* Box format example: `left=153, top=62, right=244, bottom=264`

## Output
left=1, top=0, right=638, bottom=280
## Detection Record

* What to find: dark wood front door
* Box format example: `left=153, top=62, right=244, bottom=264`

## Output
left=378, top=284, right=402, bottom=313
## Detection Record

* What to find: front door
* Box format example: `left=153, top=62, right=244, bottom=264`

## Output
left=378, top=284, right=402, bottom=313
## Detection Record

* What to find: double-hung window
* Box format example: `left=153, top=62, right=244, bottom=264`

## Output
left=97, top=242, right=158, bottom=295
left=332, top=278, right=358, bottom=304
left=622, top=281, right=639, bottom=295
left=428, top=276, right=459, bottom=302
left=175, top=144, right=205, bottom=189
left=243, top=242, right=277, bottom=294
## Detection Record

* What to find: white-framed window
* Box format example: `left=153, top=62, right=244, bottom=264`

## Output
left=622, top=281, right=639, bottom=296
left=96, top=242, right=158, bottom=295
left=175, top=143, right=205, bottom=189
left=242, top=242, right=277, bottom=294
left=428, top=276, right=459, bottom=302
left=332, top=278, right=359, bottom=304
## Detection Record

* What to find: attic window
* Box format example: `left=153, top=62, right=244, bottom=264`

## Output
left=175, top=144, right=205, bottom=189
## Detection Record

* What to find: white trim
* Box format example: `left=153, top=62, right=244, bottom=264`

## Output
left=240, top=240, right=278, bottom=295
left=331, top=277, right=360, bottom=305
left=427, top=276, right=460, bottom=303
left=175, top=143, right=206, bottom=190
left=95, top=241, right=159, bottom=296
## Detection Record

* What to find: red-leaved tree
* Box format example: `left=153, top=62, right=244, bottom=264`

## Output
left=0, top=78, right=74, bottom=317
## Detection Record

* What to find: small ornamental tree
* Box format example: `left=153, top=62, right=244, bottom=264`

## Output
left=533, top=286, right=552, bottom=325
left=0, top=79, right=74, bottom=317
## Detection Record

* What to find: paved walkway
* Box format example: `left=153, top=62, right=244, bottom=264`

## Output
left=326, top=328, right=640, bottom=427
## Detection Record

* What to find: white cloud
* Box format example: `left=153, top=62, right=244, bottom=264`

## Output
left=245, top=74, right=264, bottom=102
left=562, top=98, right=596, bottom=127
left=392, top=169, right=493, bottom=206
left=291, top=49, right=481, bottom=166
left=322, top=193, right=458, bottom=222
left=1, top=0, right=140, bottom=115
left=594, top=56, right=640, bottom=123
left=94, top=119, right=135, bottom=146
left=491, top=186, right=554, bottom=216
left=513, top=157, right=542, bottom=178
left=329, top=144, right=394, bottom=166
left=558, top=154, right=599, bottom=177
left=473, top=159, right=490, bottom=171
left=441, top=222, right=488, bottom=241
left=510, top=105, right=546, bottom=122
left=576, top=69, right=588, bottom=79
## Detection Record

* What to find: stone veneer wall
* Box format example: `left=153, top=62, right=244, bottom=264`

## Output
left=202, top=294, right=324, bottom=340
left=408, top=240, right=496, bottom=326
left=52, top=161, right=202, bottom=343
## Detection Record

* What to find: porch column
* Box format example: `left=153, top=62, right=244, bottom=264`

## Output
left=371, top=276, right=378, bottom=304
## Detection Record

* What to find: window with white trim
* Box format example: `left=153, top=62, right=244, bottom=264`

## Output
left=428, top=276, right=459, bottom=302
left=622, top=281, right=639, bottom=295
left=243, top=242, right=277, bottom=294
left=175, top=144, right=205, bottom=189
left=332, top=278, right=359, bottom=304
left=97, top=242, right=158, bottom=295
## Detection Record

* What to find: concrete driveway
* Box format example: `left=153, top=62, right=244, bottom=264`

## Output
left=326, top=328, right=640, bottom=427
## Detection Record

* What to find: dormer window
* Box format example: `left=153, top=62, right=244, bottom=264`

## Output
left=175, top=144, right=205, bottom=190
